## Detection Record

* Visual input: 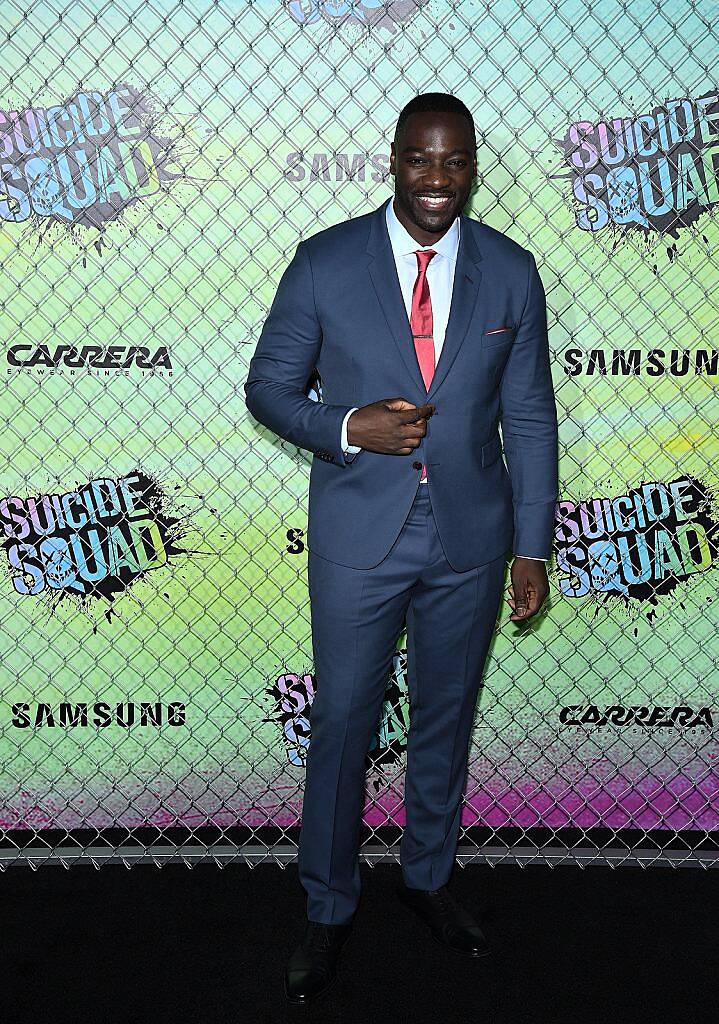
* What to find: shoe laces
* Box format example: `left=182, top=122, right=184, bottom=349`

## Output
left=431, top=886, right=459, bottom=915
left=304, top=921, right=335, bottom=951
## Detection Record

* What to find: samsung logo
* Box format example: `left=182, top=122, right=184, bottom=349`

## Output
left=10, top=701, right=186, bottom=728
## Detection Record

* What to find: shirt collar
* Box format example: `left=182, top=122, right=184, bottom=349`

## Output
left=385, top=195, right=460, bottom=262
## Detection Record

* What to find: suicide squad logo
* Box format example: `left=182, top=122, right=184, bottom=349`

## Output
left=0, top=472, right=191, bottom=618
left=0, top=86, right=187, bottom=238
left=558, top=90, right=719, bottom=236
left=288, top=0, right=428, bottom=28
left=554, top=476, right=719, bottom=605
left=267, top=650, right=409, bottom=783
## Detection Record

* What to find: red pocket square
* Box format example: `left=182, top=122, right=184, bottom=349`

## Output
left=484, top=325, right=513, bottom=335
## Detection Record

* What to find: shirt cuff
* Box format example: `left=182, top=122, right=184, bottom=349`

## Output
left=341, top=407, right=362, bottom=455
left=515, top=554, right=547, bottom=561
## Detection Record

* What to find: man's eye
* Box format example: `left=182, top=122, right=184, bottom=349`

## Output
left=408, top=158, right=466, bottom=167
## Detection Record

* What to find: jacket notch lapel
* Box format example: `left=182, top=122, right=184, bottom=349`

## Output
left=366, top=203, right=427, bottom=397
left=425, top=216, right=483, bottom=402
left=365, top=203, right=484, bottom=402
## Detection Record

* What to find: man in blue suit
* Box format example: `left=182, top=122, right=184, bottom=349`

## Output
left=244, top=92, right=558, bottom=1005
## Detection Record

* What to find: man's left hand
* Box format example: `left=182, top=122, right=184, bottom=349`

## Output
left=507, top=557, right=549, bottom=622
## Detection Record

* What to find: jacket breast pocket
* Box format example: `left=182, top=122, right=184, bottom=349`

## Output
left=482, top=325, right=517, bottom=348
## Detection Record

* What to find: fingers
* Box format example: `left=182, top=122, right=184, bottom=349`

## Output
left=506, top=583, right=546, bottom=622
left=396, top=403, right=434, bottom=423
left=401, top=420, right=429, bottom=439
left=509, top=581, right=529, bottom=619
left=384, top=397, right=418, bottom=411
left=381, top=400, right=435, bottom=454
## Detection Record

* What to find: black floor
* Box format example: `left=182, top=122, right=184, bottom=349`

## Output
left=5, top=860, right=717, bottom=1023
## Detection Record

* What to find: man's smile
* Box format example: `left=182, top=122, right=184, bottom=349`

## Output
left=414, top=193, right=455, bottom=213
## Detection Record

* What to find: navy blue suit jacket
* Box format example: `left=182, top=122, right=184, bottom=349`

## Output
left=244, top=199, right=559, bottom=571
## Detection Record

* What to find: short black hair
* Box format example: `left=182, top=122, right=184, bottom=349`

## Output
left=395, top=93, right=476, bottom=147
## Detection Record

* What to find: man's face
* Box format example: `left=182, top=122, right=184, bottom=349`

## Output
left=390, top=110, right=477, bottom=243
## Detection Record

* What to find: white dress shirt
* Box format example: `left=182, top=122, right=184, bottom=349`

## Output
left=338, top=196, right=544, bottom=561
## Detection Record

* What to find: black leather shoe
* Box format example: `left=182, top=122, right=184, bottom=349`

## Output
left=396, top=881, right=490, bottom=957
left=284, top=919, right=353, bottom=1005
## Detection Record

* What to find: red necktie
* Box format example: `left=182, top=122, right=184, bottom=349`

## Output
left=410, top=249, right=437, bottom=482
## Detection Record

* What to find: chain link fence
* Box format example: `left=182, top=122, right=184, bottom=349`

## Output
left=0, top=0, right=717, bottom=870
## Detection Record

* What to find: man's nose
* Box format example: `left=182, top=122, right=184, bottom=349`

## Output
left=422, top=166, right=452, bottom=188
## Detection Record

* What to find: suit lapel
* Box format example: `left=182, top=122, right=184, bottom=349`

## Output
left=366, top=201, right=427, bottom=396
left=365, top=200, right=484, bottom=401
left=427, top=217, right=483, bottom=401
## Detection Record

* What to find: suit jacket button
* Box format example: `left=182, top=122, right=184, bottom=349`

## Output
left=412, top=460, right=422, bottom=470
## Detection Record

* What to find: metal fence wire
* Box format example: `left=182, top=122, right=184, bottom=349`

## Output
left=0, top=0, right=718, bottom=869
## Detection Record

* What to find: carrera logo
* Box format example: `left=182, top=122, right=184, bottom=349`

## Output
left=7, top=344, right=172, bottom=371
left=560, top=705, right=713, bottom=729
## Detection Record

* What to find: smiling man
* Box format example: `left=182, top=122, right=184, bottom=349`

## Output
left=244, top=92, right=559, bottom=1005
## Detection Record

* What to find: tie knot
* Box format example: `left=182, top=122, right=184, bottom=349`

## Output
left=415, top=249, right=437, bottom=272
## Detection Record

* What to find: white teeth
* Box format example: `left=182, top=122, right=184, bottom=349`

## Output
left=417, top=196, right=451, bottom=207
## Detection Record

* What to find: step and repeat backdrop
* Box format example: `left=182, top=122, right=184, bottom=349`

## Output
left=0, top=1, right=717, bottom=864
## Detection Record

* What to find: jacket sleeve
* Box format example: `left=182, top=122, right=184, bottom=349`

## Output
left=244, top=241, right=355, bottom=466
left=499, top=251, right=559, bottom=560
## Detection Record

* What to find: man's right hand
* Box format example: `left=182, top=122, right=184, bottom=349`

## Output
left=347, top=398, right=435, bottom=455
